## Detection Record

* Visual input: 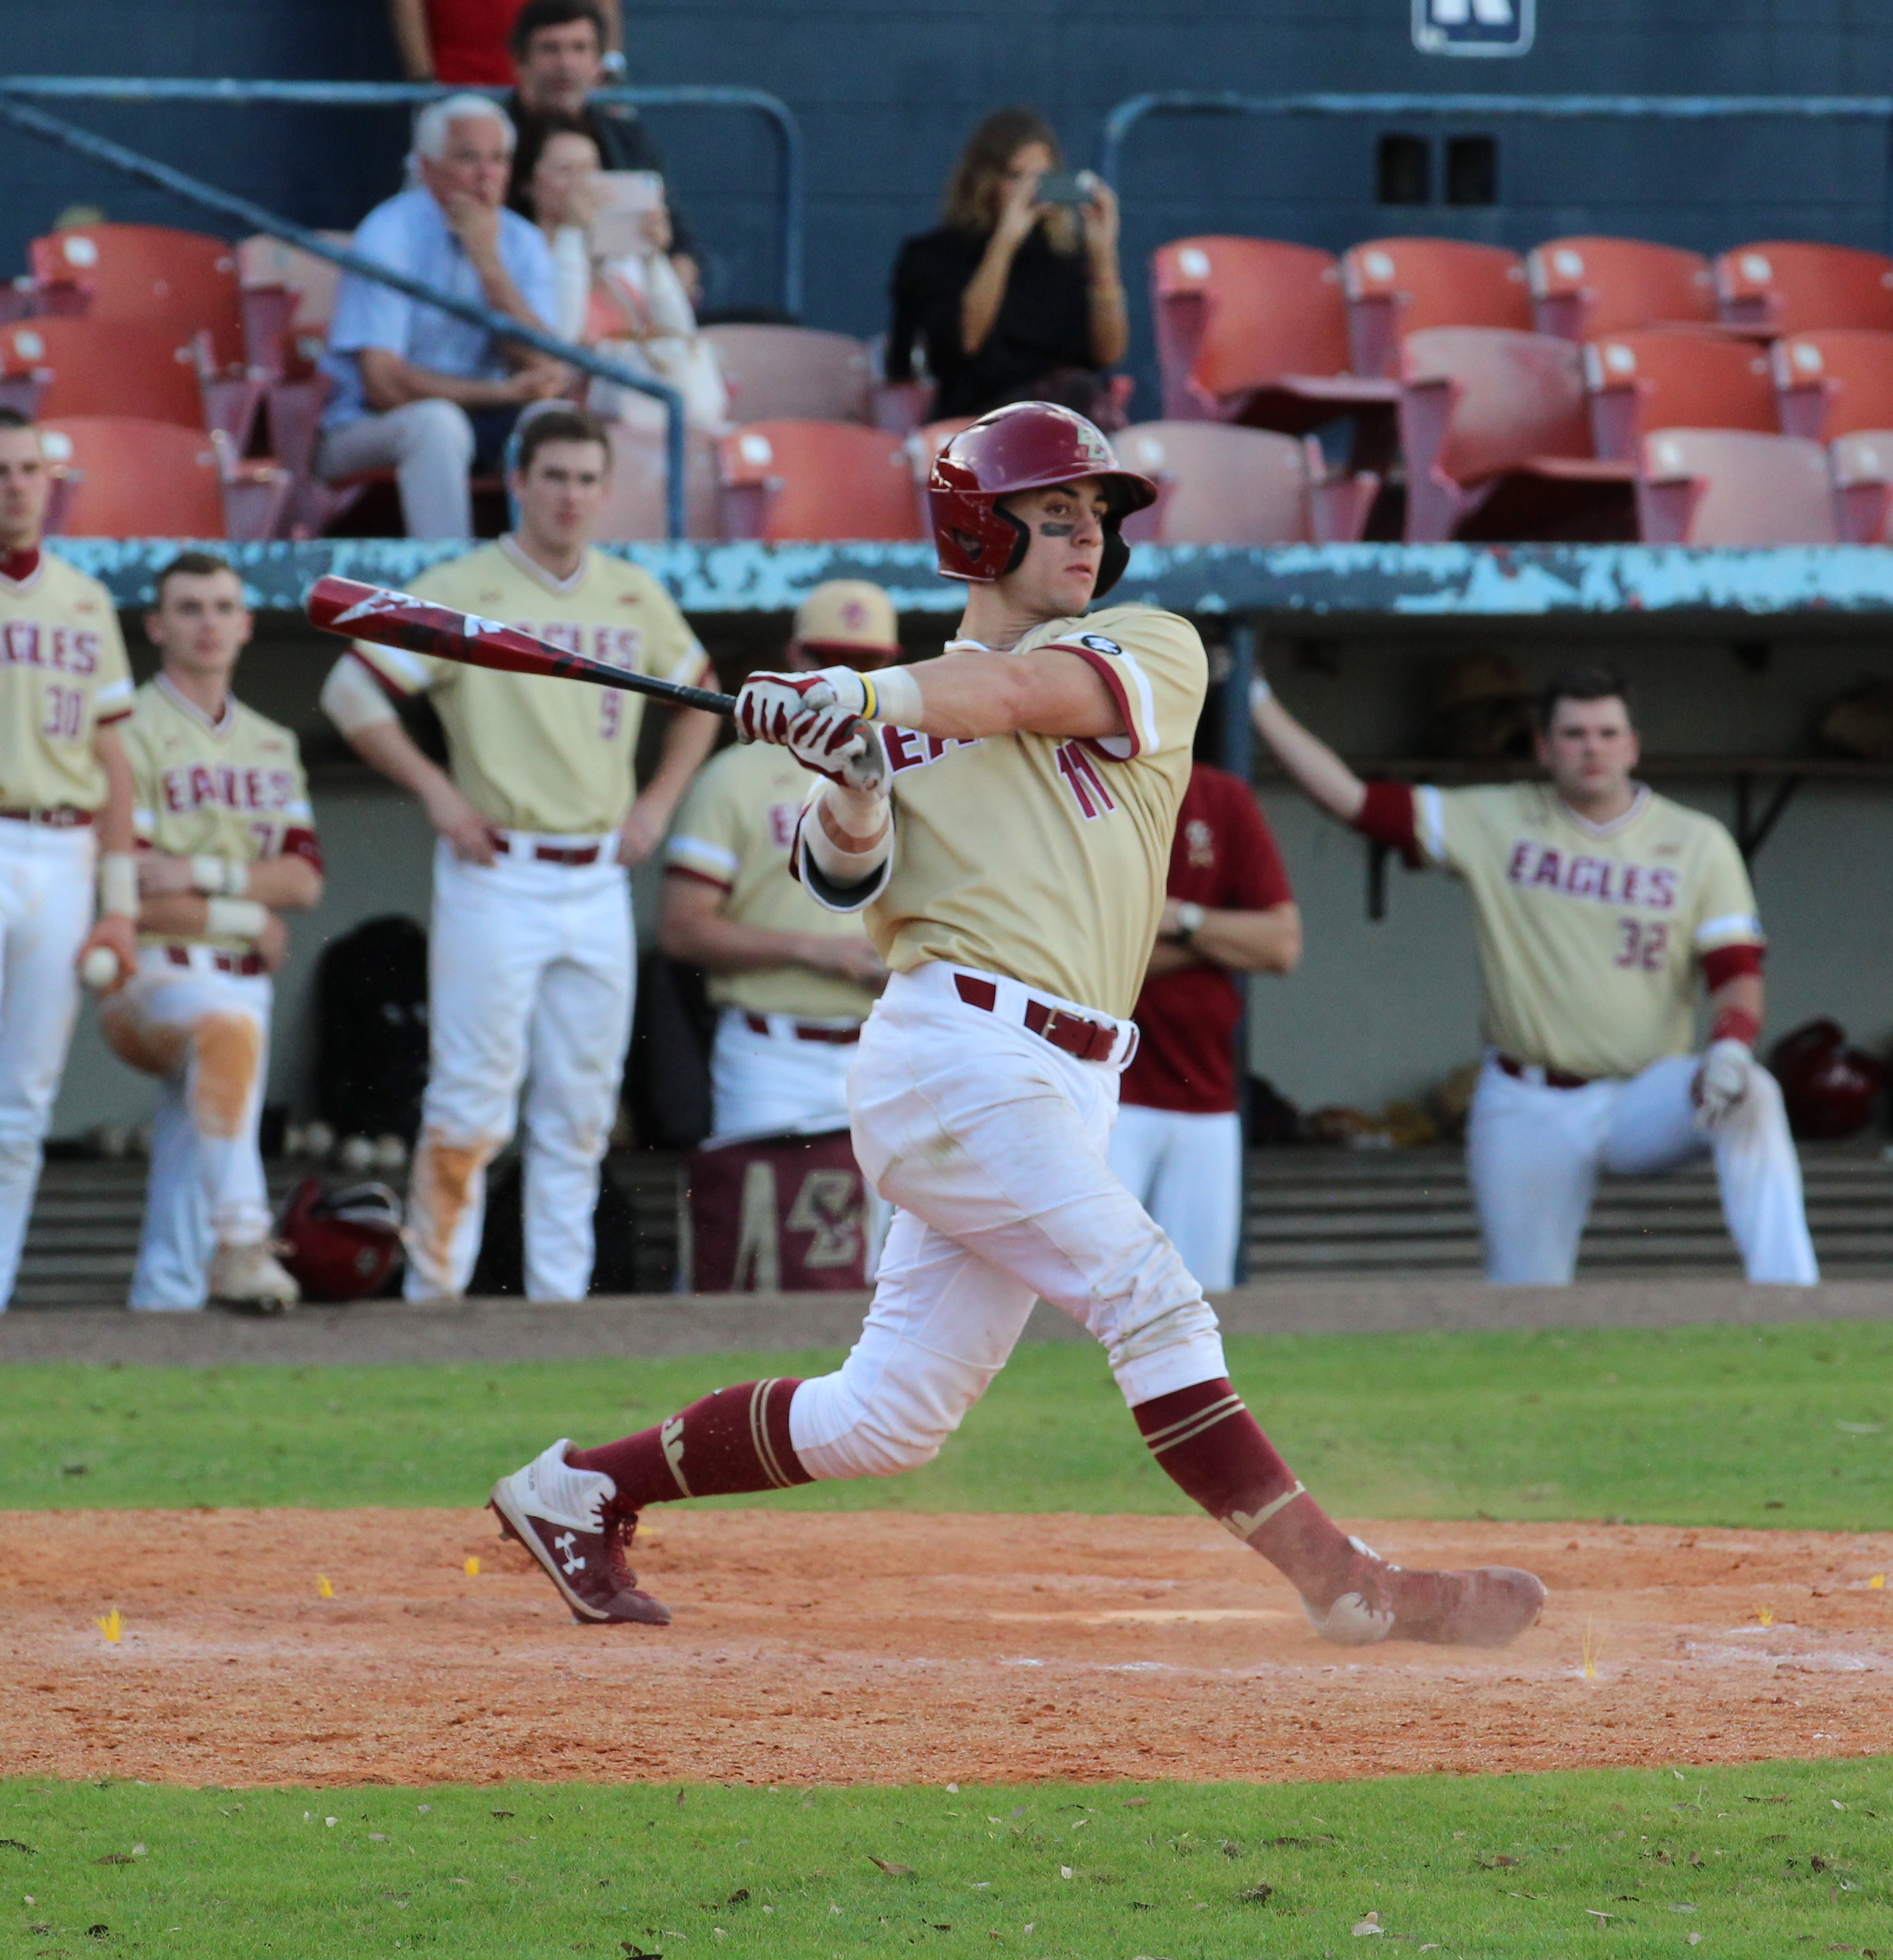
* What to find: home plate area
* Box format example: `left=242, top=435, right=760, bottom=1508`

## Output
left=3, top=1511, right=1890, bottom=1786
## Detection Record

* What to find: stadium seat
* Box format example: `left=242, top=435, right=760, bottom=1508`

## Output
left=1715, top=243, right=1893, bottom=335
left=1770, top=329, right=1893, bottom=442
left=716, top=421, right=923, bottom=541
left=1636, top=429, right=1839, bottom=545
left=37, top=416, right=287, bottom=541
left=1400, top=327, right=1634, bottom=543
left=1583, top=329, right=1777, bottom=461
left=1113, top=422, right=1377, bottom=545
left=591, top=416, right=722, bottom=541
left=1150, top=236, right=1397, bottom=434
left=1828, top=430, right=1893, bottom=543
left=1527, top=237, right=1718, bottom=341
left=0, top=318, right=207, bottom=430
left=702, top=325, right=872, bottom=424
left=237, top=232, right=349, bottom=380
left=1341, top=239, right=1532, bottom=380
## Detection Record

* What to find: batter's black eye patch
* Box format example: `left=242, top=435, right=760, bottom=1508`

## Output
left=1037, top=521, right=1077, bottom=537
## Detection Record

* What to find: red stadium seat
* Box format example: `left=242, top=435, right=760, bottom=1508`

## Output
left=1828, top=430, right=1893, bottom=543
left=591, top=418, right=723, bottom=541
left=1771, top=329, right=1893, bottom=441
left=1341, top=239, right=1532, bottom=380
left=1637, top=429, right=1839, bottom=544
left=40, top=417, right=216, bottom=539
left=1527, top=237, right=1718, bottom=341
left=1400, top=327, right=1634, bottom=543
left=702, top=325, right=873, bottom=424
left=716, top=421, right=924, bottom=541
left=0, top=318, right=206, bottom=429
left=1583, top=329, right=1777, bottom=461
left=1112, top=422, right=1376, bottom=545
left=237, top=232, right=350, bottom=380
left=1715, top=242, right=1893, bottom=335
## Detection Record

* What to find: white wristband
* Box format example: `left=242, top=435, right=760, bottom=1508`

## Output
left=1248, top=675, right=1272, bottom=716
left=206, top=897, right=268, bottom=942
left=99, top=852, right=138, bottom=919
left=190, top=854, right=247, bottom=897
left=861, top=664, right=923, bottom=728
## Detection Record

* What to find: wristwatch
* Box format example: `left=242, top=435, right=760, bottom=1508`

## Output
left=1172, top=901, right=1207, bottom=942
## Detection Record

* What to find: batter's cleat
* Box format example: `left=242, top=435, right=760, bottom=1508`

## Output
left=1304, top=1538, right=1546, bottom=1649
left=488, top=1440, right=671, bottom=1627
left=207, top=1240, right=301, bottom=1313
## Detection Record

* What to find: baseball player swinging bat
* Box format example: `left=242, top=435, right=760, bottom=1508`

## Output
left=306, top=576, right=738, bottom=716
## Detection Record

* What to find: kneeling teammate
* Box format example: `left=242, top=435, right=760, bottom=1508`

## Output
left=489, top=402, right=1545, bottom=1649
left=1252, top=662, right=1817, bottom=1286
left=103, top=553, right=324, bottom=1309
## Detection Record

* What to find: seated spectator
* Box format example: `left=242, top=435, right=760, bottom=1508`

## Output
left=388, top=0, right=622, bottom=86
left=887, top=106, right=1127, bottom=424
left=525, top=121, right=728, bottom=428
left=317, top=94, right=568, bottom=539
left=504, top=0, right=699, bottom=298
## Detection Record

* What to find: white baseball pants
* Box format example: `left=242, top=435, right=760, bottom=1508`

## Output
left=406, top=839, right=634, bottom=1304
left=1107, top=1102, right=1244, bottom=1292
left=1467, top=1051, right=1819, bottom=1286
left=0, top=823, right=92, bottom=1310
left=100, top=952, right=274, bottom=1310
left=707, top=1006, right=857, bottom=1144
left=788, top=960, right=1228, bottom=1480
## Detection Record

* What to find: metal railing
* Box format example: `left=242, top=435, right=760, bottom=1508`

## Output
left=0, top=87, right=731, bottom=537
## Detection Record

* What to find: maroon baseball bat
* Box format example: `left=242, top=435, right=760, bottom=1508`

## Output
left=306, top=575, right=736, bottom=715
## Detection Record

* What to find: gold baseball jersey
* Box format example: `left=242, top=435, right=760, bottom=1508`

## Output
left=123, top=675, right=320, bottom=952
left=1415, top=780, right=1763, bottom=1079
left=861, top=604, right=1206, bottom=1020
left=0, top=549, right=133, bottom=810
left=666, top=740, right=879, bottom=1021
left=351, top=537, right=709, bottom=834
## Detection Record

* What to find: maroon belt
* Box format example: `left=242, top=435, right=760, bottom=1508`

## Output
left=0, top=805, right=91, bottom=828
left=744, top=1011, right=860, bottom=1046
left=1497, top=1053, right=1594, bottom=1091
left=954, top=972, right=1121, bottom=1064
left=493, top=833, right=605, bottom=866
left=164, top=944, right=266, bottom=977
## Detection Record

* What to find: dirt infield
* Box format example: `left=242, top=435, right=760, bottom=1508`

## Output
left=4, top=1510, right=1890, bottom=1787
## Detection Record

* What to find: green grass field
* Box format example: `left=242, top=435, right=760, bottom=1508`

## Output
left=4, top=1760, right=1890, bottom=1958
left=5, top=1320, right=1892, bottom=1529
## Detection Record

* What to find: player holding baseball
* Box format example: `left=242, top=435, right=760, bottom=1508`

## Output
left=0, top=410, right=139, bottom=1310
left=1251, top=662, right=1818, bottom=1286
left=490, top=401, right=1544, bottom=1649
left=322, top=406, right=719, bottom=1302
left=658, top=581, right=895, bottom=1143
left=1107, top=762, right=1300, bottom=1291
left=102, top=553, right=324, bottom=1311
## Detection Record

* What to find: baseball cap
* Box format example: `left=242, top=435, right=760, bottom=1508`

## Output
left=792, top=579, right=900, bottom=670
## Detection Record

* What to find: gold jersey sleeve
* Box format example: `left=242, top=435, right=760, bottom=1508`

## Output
left=351, top=539, right=710, bottom=835
left=1415, top=780, right=1763, bottom=1079
left=665, top=740, right=879, bottom=1022
left=122, top=676, right=319, bottom=953
left=0, top=551, right=134, bottom=811
left=865, top=604, right=1207, bottom=1020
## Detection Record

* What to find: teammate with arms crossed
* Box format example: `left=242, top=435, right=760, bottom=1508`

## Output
left=323, top=406, right=719, bottom=1302
left=1252, top=662, right=1817, bottom=1286
left=0, top=410, right=138, bottom=1309
left=659, top=581, right=895, bottom=1143
left=103, top=554, right=324, bottom=1310
left=490, top=402, right=1545, bottom=1649
left=1109, top=761, right=1300, bottom=1290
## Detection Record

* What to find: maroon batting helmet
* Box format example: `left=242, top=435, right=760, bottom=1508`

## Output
left=275, top=1177, right=404, bottom=1302
left=1769, top=1019, right=1887, bottom=1141
left=929, top=401, right=1156, bottom=597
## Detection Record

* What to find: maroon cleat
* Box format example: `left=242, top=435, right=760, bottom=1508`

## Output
left=1304, top=1537, right=1546, bottom=1649
left=488, top=1439, right=670, bottom=1627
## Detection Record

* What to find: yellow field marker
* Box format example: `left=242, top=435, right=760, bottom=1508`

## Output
left=317, top=1576, right=335, bottom=1600
left=464, top=1557, right=480, bottom=1577
left=95, top=1609, right=122, bottom=1643
left=1755, top=1607, right=1774, bottom=1627
left=1870, top=1574, right=1886, bottom=1590
left=1581, top=1617, right=1600, bottom=1679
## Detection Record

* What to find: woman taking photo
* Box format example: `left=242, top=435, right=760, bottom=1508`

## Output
left=887, top=106, right=1127, bottom=423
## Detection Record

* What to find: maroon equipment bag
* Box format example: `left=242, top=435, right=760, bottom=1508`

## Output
left=686, top=1129, right=871, bottom=1292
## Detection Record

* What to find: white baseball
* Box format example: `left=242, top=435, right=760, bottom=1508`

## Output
left=80, top=946, right=121, bottom=991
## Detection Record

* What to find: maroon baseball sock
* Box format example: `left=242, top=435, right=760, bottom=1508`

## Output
left=1135, top=1377, right=1358, bottom=1610
left=567, top=1377, right=813, bottom=1515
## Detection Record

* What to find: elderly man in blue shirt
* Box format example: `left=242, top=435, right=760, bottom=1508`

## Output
left=318, top=93, right=571, bottom=538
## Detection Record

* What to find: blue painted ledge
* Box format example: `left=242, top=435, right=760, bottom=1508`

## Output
left=48, top=539, right=1893, bottom=619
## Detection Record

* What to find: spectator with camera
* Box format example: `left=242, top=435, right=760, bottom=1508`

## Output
left=887, top=106, right=1127, bottom=424
left=317, top=94, right=567, bottom=539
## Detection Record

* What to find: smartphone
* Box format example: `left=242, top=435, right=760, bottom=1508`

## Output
left=589, top=170, right=666, bottom=257
left=1034, top=169, right=1096, bottom=210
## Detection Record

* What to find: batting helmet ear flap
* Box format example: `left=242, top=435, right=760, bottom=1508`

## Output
left=1095, top=527, right=1131, bottom=599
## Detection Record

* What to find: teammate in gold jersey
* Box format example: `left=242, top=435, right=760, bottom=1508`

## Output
left=0, top=410, right=140, bottom=1310
left=102, top=554, right=325, bottom=1310
left=1252, top=660, right=1817, bottom=1286
left=488, top=402, right=1544, bottom=1652
left=322, top=405, right=719, bottom=1302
